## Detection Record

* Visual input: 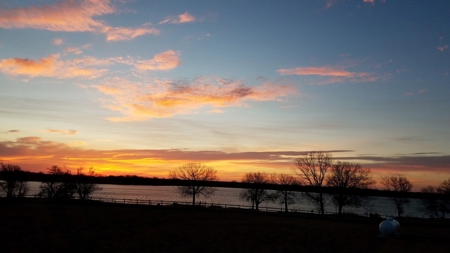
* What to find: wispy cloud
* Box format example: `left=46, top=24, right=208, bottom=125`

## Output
left=325, top=0, right=339, bottom=9
left=277, top=66, right=376, bottom=84
left=1, top=130, right=20, bottom=134
left=438, top=45, right=448, bottom=52
left=159, top=12, right=196, bottom=24
left=63, top=44, right=91, bottom=55
left=0, top=54, right=108, bottom=79
left=53, top=38, right=64, bottom=45
left=405, top=89, right=426, bottom=96
left=134, top=50, right=181, bottom=71
left=94, top=76, right=296, bottom=121
left=0, top=49, right=182, bottom=80
left=46, top=129, right=78, bottom=135
left=102, top=25, right=160, bottom=41
left=0, top=0, right=159, bottom=41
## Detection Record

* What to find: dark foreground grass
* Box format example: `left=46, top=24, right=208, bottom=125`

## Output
left=0, top=199, right=449, bottom=253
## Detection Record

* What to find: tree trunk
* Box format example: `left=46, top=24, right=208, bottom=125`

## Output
left=319, top=192, right=325, bottom=215
left=284, top=194, right=288, bottom=212
left=192, top=192, right=196, bottom=206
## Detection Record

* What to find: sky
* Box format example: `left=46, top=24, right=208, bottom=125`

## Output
left=0, top=0, right=449, bottom=190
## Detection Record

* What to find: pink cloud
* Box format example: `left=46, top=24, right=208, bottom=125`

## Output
left=0, top=0, right=158, bottom=41
left=159, top=12, right=196, bottom=24
left=102, top=26, right=160, bottom=41
left=325, top=0, right=339, bottom=9
left=438, top=45, right=448, bottom=52
left=363, top=0, right=375, bottom=3
left=64, top=47, right=83, bottom=55
left=277, top=66, right=377, bottom=84
left=178, top=12, right=196, bottom=23
left=53, top=38, right=64, bottom=45
left=278, top=66, right=368, bottom=77
left=135, top=50, right=181, bottom=71
left=94, top=76, right=297, bottom=121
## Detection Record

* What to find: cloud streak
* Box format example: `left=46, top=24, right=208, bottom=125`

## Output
left=277, top=66, right=377, bottom=84
left=159, top=12, right=196, bottom=24
left=0, top=54, right=108, bottom=79
left=0, top=0, right=159, bottom=41
left=134, top=50, right=181, bottom=71
left=0, top=50, right=182, bottom=80
left=94, top=76, right=297, bottom=121
left=46, top=129, right=78, bottom=135
left=1, top=136, right=449, bottom=186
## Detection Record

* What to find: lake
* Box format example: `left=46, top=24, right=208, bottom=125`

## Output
left=20, top=181, right=427, bottom=218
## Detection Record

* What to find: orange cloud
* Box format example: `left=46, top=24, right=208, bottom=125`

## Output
left=1, top=137, right=449, bottom=187
left=277, top=66, right=377, bottom=84
left=94, top=76, right=296, bottom=121
left=159, top=12, right=196, bottom=24
left=0, top=54, right=108, bottom=79
left=0, top=0, right=158, bottom=41
left=0, top=0, right=114, bottom=32
left=135, top=50, right=181, bottom=71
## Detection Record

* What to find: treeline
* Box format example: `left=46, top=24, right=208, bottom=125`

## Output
left=166, top=153, right=450, bottom=219
left=1, top=152, right=450, bottom=219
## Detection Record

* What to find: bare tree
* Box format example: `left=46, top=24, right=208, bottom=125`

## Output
left=381, top=175, right=413, bottom=217
left=437, top=179, right=450, bottom=217
left=240, top=172, right=272, bottom=211
left=74, top=167, right=101, bottom=200
left=169, top=163, right=218, bottom=206
left=420, top=179, right=450, bottom=218
left=0, top=162, right=28, bottom=198
left=39, top=166, right=75, bottom=199
left=292, top=152, right=332, bottom=214
left=270, top=173, right=300, bottom=212
left=326, top=161, right=375, bottom=215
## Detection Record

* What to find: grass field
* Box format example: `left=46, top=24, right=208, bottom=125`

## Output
left=0, top=199, right=449, bottom=253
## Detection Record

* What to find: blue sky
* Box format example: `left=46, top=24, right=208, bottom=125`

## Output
left=0, top=0, right=449, bottom=189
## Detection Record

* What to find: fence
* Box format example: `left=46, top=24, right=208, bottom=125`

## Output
left=11, top=194, right=325, bottom=214
left=88, top=196, right=319, bottom=213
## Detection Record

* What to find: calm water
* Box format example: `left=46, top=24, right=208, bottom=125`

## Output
left=23, top=181, right=424, bottom=217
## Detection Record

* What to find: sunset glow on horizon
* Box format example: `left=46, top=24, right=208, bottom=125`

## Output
left=1, top=0, right=450, bottom=191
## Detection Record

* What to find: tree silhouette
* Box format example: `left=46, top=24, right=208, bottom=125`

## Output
left=381, top=175, right=413, bottom=217
left=0, top=162, right=28, bottom=198
left=74, top=167, right=101, bottom=200
left=39, top=166, right=75, bottom=199
left=292, top=152, right=332, bottom=214
left=419, top=179, right=450, bottom=218
left=169, top=163, right=218, bottom=206
left=270, top=173, right=300, bottom=212
left=326, top=161, right=375, bottom=215
left=240, top=172, right=272, bottom=211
